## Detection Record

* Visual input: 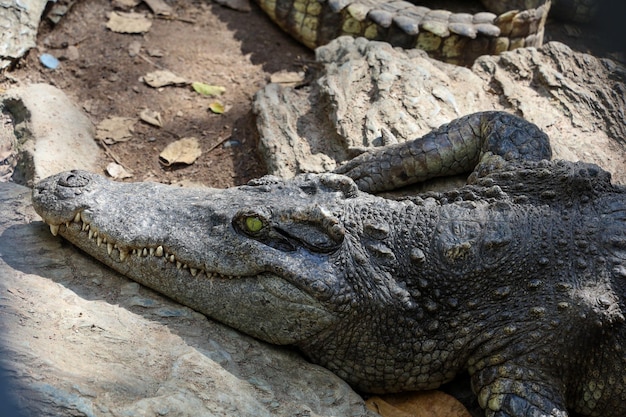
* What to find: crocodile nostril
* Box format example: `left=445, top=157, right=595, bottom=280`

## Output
left=58, top=171, right=90, bottom=188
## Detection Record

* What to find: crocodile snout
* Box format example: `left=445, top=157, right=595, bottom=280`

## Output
left=56, top=170, right=92, bottom=189
left=32, top=170, right=98, bottom=229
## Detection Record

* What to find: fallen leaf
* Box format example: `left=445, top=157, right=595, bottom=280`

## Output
left=139, top=108, right=163, bottom=127
left=143, top=0, right=173, bottom=16
left=270, top=70, right=305, bottom=86
left=147, top=48, right=164, bottom=57
left=366, top=391, right=472, bottom=417
left=106, top=11, right=152, bottom=34
left=208, top=102, right=225, bottom=114
left=192, top=82, right=225, bottom=96
left=112, top=0, right=141, bottom=9
left=143, top=70, right=188, bottom=88
left=159, top=137, right=202, bottom=166
left=47, top=2, right=72, bottom=24
left=106, top=162, right=133, bottom=179
left=212, top=0, right=251, bottom=12
left=96, top=117, right=136, bottom=144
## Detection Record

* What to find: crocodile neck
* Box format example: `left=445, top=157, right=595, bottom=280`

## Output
left=298, top=194, right=602, bottom=394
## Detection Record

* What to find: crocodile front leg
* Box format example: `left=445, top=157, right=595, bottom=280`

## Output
left=471, top=364, right=569, bottom=417
left=334, top=111, right=552, bottom=193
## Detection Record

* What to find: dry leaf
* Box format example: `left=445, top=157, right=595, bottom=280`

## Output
left=143, top=70, right=188, bottom=88
left=159, top=137, right=202, bottom=166
left=270, top=70, right=305, bottom=86
left=366, top=391, right=472, bottom=417
left=96, top=117, right=136, bottom=144
left=106, top=162, right=133, bottom=179
left=212, top=0, right=251, bottom=12
left=208, top=102, right=225, bottom=114
left=143, top=0, right=173, bottom=16
left=112, top=0, right=141, bottom=9
left=192, top=82, right=225, bottom=96
left=106, top=11, right=152, bottom=34
left=139, top=108, right=163, bottom=127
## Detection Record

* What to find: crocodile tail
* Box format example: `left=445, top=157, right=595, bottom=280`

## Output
left=254, top=0, right=551, bottom=65
left=334, top=111, right=551, bottom=193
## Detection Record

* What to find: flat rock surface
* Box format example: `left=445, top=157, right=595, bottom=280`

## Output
left=0, top=181, right=376, bottom=417
left=1, top=83, right=101, bottom=186
left=254, top=37, right=626, bottom=184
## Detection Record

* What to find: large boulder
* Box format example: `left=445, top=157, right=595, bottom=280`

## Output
left=1, top=84, right=102, bottom=186
left=0, top=0, right=50, bottom=69
left=0, top=182, right=376, bottom=417
left=254, top=37, right=626, bottom=184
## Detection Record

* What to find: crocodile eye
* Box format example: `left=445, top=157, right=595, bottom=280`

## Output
left=233, top=210, right=269, bottom=237
left=245, top=216, right=264, bottom=233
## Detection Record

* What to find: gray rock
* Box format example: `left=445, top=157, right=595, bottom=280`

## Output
left=254, top=37, right=626, bottom=184
left=0, top=0, right=50, bottom=69
left=0, top=181, right=376, bottom=417
left=1, top=83, right=102, bottom=186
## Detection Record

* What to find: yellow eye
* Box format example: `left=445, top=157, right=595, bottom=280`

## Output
left=245, top=216, right=264, bottom=232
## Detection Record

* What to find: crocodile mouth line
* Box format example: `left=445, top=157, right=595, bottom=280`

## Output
left=45, top=210, right=211, bottom=279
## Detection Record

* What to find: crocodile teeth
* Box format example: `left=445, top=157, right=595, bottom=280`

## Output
left=168, top=254, right=175, bottom=263
left=190, top=268, right=198, bottom=277
left=49, top=224, right=60, bottom=236
left=65, top=221, right=70, bottom=228
left=88, top=229, right=94, bottom=239
left=74, top=212, right=82, bottom=223
left=176, top=261, right=182, bottom=269
left=142, top=248, right=148, bottom=257
left=82, top=222, right=89, bottom=232
left=155, top=246, right=163, bottom=257
left=96, top=235, right=103, bottom=247
left=107, top=242, right=113, bottom=255
left=119, top=249, right=128, bottom=262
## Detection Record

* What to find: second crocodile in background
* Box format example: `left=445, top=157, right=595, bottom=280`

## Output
left=32, top=112, right=626, bottom=417
left=253, top=0, right=601, bottom=65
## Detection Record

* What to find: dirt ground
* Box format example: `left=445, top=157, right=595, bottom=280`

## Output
left=2, top=0, right=625, bottom=188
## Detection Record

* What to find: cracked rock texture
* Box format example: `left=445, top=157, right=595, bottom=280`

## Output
left=254, top=37, right=626, bottom=184
left=0, top=182, right=376, bottom=417
left=0, top=0, right=50, bottom=69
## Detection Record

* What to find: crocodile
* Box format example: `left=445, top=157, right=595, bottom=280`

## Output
left=253, top=0, right=599, bottom=65
left=32, top=111, right=626, bottom=417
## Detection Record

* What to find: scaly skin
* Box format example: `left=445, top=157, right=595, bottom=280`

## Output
left=482, top=0, right=601, bottom=23
left=334, top=111, right=552, bottom=193
left=32, top=111, right=626, bottom=417
left=255, top=0, right=552, bottom=65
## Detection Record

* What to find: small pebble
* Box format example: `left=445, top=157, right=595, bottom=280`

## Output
left=222, top=139, right=241, bottom=148
left=128, top=41, right=142, bottom=57
left=39, top=53, right=60, bottom=69
left=66, top=45, right=80, bottom=61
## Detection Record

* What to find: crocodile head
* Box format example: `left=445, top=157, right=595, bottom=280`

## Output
left=32, top=170, right=369, bottom=346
